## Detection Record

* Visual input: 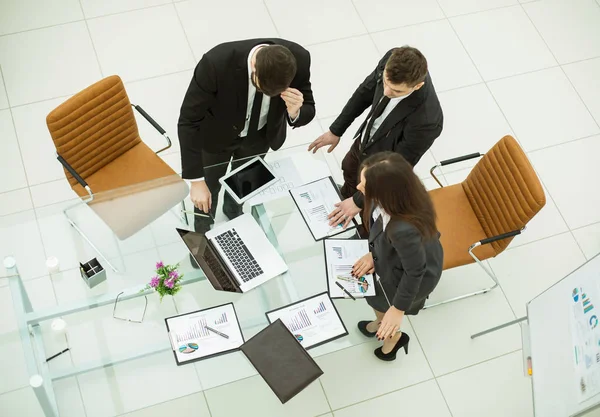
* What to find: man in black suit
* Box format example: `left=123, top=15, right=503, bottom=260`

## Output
left=179, top=38, right=315, bottom=233
left=308, top=46, right=443, bottom=229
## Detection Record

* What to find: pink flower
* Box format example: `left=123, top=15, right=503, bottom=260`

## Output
left=149, top=276, right=160, bottom=288
left=169, top=271, right=179, bottom=280
left=164, top=279, right=175, bottom=289
left=155, top=261, right=164, bottom=269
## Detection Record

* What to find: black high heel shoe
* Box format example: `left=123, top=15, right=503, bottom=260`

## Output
left=357, top=321, right=377, bottom=338
left=374, top=333, right=410, bottom=361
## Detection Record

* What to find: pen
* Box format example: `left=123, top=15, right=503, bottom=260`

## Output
left=336, top=281, right=356, bottom=300
left=204, top=326, right=230, bottom=339
left=46, top=348, right=70, bottom=362
left=181, top=209, right=215, bottom=220
left=527, top=356, right=532, bottom=376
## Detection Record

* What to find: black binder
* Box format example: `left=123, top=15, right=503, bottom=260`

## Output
left=240, top=319, right=324, bottom=403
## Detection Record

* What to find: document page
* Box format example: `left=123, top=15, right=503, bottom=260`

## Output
left=166, top=303, right=244, bottom=365
left=324, top=239, right=375, bottom=298
left=266, top=292, right=348, bottom=350
left=290, top=177, right=355, bottom=241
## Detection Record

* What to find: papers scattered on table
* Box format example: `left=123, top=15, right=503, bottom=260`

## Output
left=165, top=303, right=244, bottom=366
left=265, top=292, right=348, bottom=350
left=324, top=239, right=375, bottom=298
left=245, top=156, right=303, bottom=205
left=289, top=176, right=356, bottom=241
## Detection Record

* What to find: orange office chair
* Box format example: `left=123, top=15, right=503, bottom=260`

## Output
left=425, top=135, right=546, bottom=308
left=47, top=75, right=188, bottom=272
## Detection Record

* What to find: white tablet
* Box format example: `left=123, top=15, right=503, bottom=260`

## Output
left=219, top=157, right=279, bottom=204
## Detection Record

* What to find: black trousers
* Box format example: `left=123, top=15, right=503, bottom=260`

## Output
left=194, top=134, right=270, bottom=233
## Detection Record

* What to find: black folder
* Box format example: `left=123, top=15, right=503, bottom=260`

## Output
left=240, top=319, right=324, bottom=404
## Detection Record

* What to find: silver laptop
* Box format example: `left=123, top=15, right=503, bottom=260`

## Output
left=177, top=213, right=288, bottom=293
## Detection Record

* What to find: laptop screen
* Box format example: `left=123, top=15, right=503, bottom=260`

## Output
left=175, top=228, right=238, bottom=292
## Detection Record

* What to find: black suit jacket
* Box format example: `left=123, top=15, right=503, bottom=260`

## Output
left=330, top=49, right=443, bottom=205
left=178, top=38, right=315, bottom=179
left=369, top=216, right=443, bottom=314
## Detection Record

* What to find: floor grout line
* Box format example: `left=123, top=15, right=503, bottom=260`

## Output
left=78, top=0, right=104, bottom=79
left=262, top=0, right=283, bottom=38
left=172, top=2, right=199, bottom=63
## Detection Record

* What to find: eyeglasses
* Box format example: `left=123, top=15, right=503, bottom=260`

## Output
left=112, top=292, right=148, bottom=323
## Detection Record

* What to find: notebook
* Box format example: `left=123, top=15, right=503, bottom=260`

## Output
left=240, top=319, right=324, bottom=403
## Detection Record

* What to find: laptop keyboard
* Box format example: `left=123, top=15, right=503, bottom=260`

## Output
left=202, top=248, right=237, bottom=292
left=214, top=229, right=263, bottom=283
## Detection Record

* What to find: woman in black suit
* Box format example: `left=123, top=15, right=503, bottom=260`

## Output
left=351, top=151, right=443, bottom=361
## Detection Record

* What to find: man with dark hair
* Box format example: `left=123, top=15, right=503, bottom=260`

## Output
left=308, top=46, right=443, bottom=229
left=179, top=39, right=315, bottom=233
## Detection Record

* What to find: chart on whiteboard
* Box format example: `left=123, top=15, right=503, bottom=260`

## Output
left=570, top=278, right=600, bottom=402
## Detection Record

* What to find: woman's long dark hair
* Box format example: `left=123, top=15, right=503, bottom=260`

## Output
left=361, top=152, right=437, bottom=240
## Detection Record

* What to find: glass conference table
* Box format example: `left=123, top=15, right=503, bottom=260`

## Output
left=0, top=146, right=375, bottom=417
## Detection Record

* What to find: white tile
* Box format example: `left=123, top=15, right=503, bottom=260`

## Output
left=0, top=69, right=8, bottom=109
left=317, top=320, right=433, bottom=409
left=87, top=5, right=195, bottom=83
left=450, top=6, right=556, bottom=81
left=54, top=377, right=87, bottom=417
left=125, top=70, right=193, bottom=155
left=573, top=222, right=600, bottom=260
left=11, top=97, right=69, bottom=186
left=488, top=68, right=599, bottom=151
left=431, top=84, right=512, bottom=173
left=353, top=0, right=444, bottom=32
left=410, top=278, right=522, bottom=376
left=265, top=0, right=366, bottom=45
left=370, top=20, right=482, bottom=93
left=29, top=179, right=77, bottom=207
left=490, top=233, right=586, bottom=316
left=0, top=388, right=45, bottom=417
left=205, top=373, right=330, bottom=417
left=0, top=22, right=101, bottom=106
left=0, top=110, right=28, bottom=192
left=80, top=0, right=172, bottom=18
left=524, top=0, right=600, bottom=64
left=0, top=0, right=83, bottom=36
left=77, top=351, right=202, bottom=417
left=176, top=0, right=278, bottom=60
left=529, top=135, right=600, bottom=229
left=309, top=36, right=381, bottom=119
left=281, top=119, right=324, bottom=150
left=0, top=211, right=47, bottom=280
left=0, top=188, right=33, bottom=216
left=564, top=57, right=600, bottom=126
left=443, top=168, right=569, bottom=248
left=438, top=0, right=518, bottom=17
left=332, top=379, right=451, bottom=417
left=438, top=351, right=533, bottom=417
left=194, top=351, right=258, bottom=390
left=120, top=392, right=210, bottom=417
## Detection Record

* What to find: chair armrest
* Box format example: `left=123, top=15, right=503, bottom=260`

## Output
left=469, top=229, right=522, bottom=252
left=132, top=104, right=172, bottom=154
left=56, top=154, right=93, bottom=201
left=429, top=152, right=482, bottom=188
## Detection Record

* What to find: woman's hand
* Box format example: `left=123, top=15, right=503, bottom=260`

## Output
left=352, top=252, right=374, bottom=278
left=377, top=306, right=404, bottom=341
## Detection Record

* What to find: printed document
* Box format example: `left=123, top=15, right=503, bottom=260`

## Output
left=324, top=239, right=375, bottom=298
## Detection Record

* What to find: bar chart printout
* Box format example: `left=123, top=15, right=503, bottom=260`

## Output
left=166, top=303, right=244, bottom=365
left=266, top=293, right=347, bottom=350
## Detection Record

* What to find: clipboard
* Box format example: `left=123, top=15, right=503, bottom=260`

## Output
left=164, top=302, right=245, bottom=366
left=323, top=238, right=376, bottom=299
left=289, top=176, right=358, bottom=241
left=264, top=291, right=348, bottom=350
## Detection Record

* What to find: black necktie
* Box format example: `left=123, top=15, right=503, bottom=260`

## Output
left=247, top=91, right=264, bottom=136
left=362, top=96, right=390, bottom=147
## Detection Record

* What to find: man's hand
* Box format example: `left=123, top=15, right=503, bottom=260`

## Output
left=327, top=197, right=361, bottom=229
left=308, top=130, right=340, bottom=154
left=280, top=88, right=303, bottom=120
left=190, top=181, right=212, bottom=214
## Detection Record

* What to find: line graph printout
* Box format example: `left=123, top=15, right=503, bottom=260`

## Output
left=165, top=303, right=243, bottom=365
left=324, top=239, right=375, bottom=298
left=289, top=177, right=355, bottom=240
left=266, top=293, right=347, bottom=350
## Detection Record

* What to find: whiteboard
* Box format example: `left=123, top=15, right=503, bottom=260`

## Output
left=528, top=254, right=600, bottom=417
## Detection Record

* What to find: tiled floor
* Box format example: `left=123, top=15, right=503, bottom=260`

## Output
left=1, top=0, right=600, bottom=416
